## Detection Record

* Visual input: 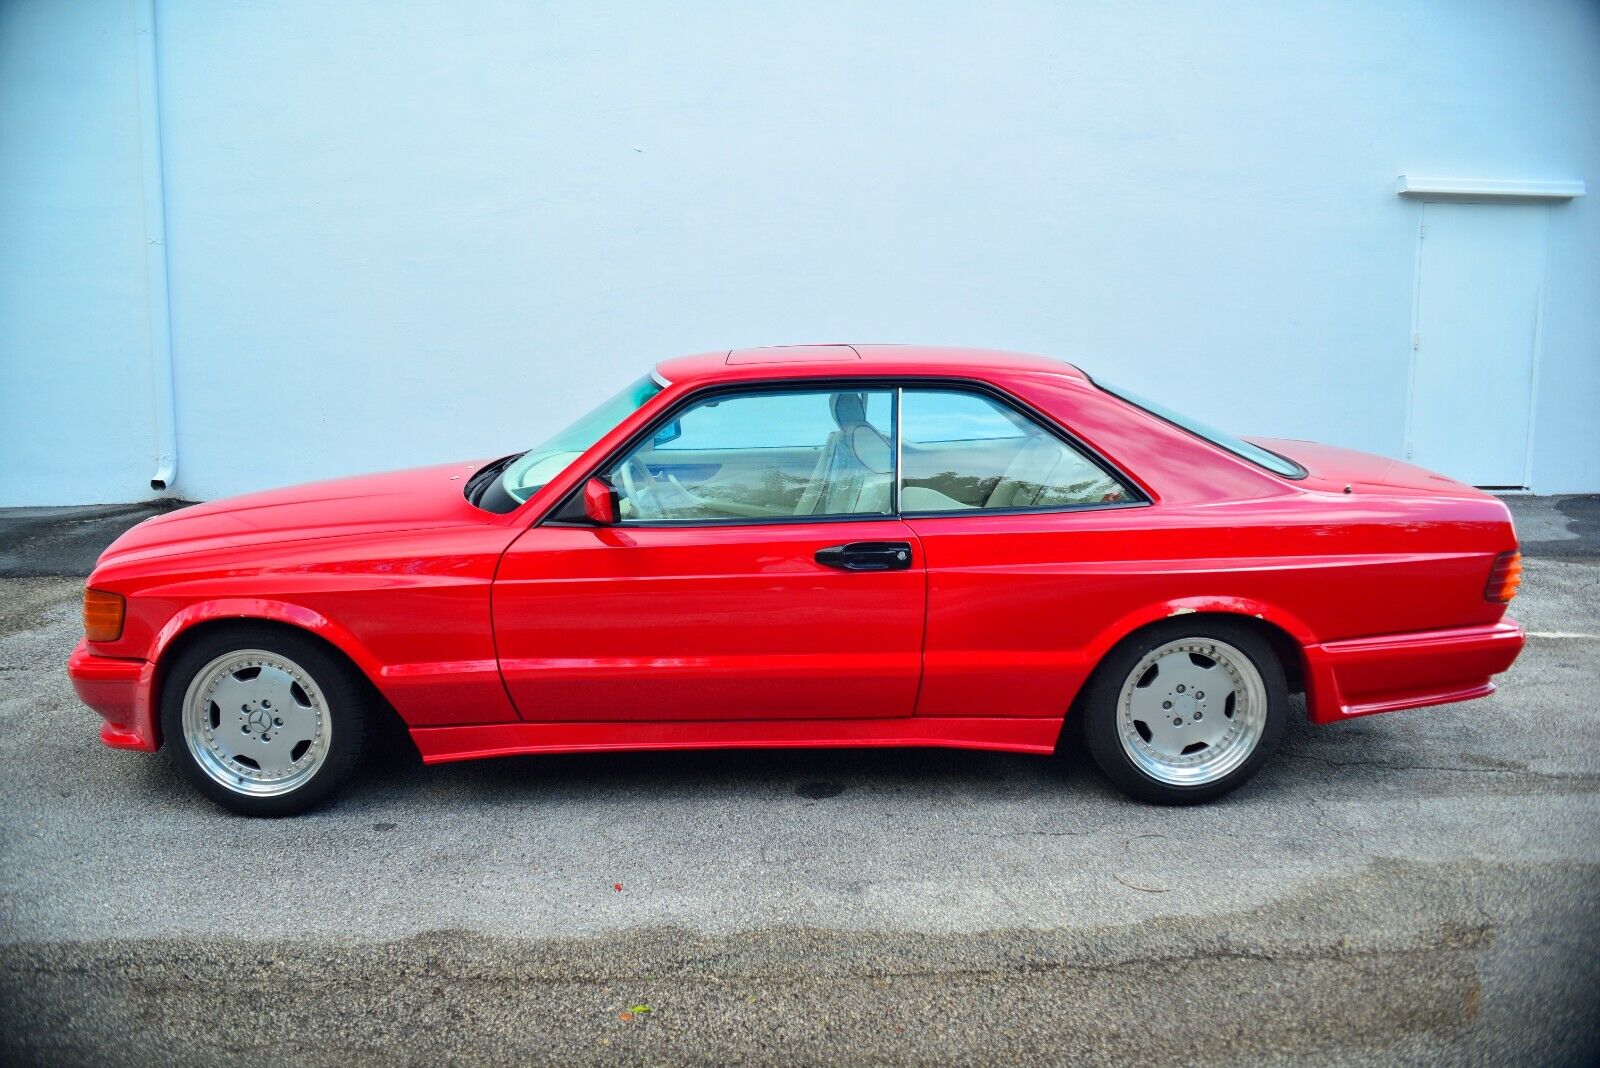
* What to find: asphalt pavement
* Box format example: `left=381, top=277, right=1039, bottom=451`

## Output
left=1, top=497, right=1596, bottom=1066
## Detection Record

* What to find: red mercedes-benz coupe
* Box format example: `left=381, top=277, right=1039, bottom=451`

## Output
left=69, top=345, right=1524, bottom=815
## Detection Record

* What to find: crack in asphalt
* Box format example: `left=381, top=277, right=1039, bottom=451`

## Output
left=0, top=924, right=1496, bottom=985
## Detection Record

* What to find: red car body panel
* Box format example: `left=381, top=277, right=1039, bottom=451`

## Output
left=409, top=717, right=1066, bottom=765
left=68, top=345, right=1524, bottom=763
left=77, top=463, right=524, bottom=730
left=493, top=519, right=926, bottom=720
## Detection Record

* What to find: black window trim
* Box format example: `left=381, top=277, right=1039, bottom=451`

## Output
left=539, top=375, right=1150, bottom=529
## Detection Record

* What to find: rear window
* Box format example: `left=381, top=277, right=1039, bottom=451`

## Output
left=1094, top=379, right=1306, bottom=479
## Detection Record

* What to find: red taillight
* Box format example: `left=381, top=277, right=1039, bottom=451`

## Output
left=1485, top=550, right=1522, bottom=603
left=83, top=588, right=125, bottom=642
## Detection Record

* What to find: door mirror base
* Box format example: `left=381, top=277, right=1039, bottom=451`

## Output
left=549, top=477, right=620, bottom=525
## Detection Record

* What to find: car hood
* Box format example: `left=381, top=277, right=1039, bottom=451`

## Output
left=1250, top=438, right=1486, bottom=497
left=98, top=461, right=492, bottom=567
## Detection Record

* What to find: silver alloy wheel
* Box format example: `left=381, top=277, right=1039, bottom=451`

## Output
left=1115, top=637, right=1267, bottom=787
left=181, top=648, right=331, bottom=797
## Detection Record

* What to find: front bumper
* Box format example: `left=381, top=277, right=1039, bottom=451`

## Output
left=1304, top=618, right=1525, bottom=724
left=67, top=639, right=159, bottom=751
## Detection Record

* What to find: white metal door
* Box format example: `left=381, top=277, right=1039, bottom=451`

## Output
left=1407, top=202, right=1547, bottom=488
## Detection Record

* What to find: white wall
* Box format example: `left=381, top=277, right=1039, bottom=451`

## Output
left=1, top=0, right=158, bottom=505
left=3, top=0, right=1597, bottom=504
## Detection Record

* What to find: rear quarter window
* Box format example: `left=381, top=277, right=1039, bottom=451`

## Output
left=1094, top=380, right=1306, bottom=479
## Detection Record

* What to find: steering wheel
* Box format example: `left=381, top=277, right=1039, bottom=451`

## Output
left=616, top=456, right=669, bottom=519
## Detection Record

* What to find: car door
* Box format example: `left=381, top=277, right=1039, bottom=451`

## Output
left=491, top=384, right=927, bottom=721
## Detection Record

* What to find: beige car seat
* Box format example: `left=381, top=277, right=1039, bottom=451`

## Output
left=794, top=393, right=892, bottom=515
left=984, top=436, right=1067, bottom=508
left=984, top=434, right=1120, bottom=507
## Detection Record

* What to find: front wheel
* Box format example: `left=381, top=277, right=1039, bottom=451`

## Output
left=160, top=626, right=368, bottom=816
left=1082, top=621, right=1288, bottom=804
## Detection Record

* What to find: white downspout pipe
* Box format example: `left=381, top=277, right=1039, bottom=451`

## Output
left=134, top=0, right=178, bottom=494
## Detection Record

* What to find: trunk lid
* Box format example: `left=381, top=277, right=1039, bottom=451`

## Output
left=1249, top=438, right=1488, bottom=497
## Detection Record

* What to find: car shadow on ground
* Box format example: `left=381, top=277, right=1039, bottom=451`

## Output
left=308, top=696, right=1382, bottom=813
left=110, top=694, right=1474, bottom=816
left=357, top=733, right=1099, bottom=805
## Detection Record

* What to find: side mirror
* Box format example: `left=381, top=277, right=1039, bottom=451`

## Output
left=582, top=477, right=619, bottom=525
left=652, top=420, right=682, bottom=447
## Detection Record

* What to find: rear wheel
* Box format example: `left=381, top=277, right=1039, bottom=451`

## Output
left=160, top=626, right=367, bottom=816
left=1082, top=620, right=1287, bottom=804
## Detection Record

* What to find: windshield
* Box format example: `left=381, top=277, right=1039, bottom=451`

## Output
left=1095, top=379, right=1306, bottom=479
left=497, top=374, right=663, bottom=506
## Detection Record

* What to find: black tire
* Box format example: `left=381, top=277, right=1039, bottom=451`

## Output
left=1081, top=619, right=1288, bottom=805
left=160, top=624, right=368, bottom=817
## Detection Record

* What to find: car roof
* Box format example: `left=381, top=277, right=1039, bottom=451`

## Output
left=653, top=344, right=1090, bottom=386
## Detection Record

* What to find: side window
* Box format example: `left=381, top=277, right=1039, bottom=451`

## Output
left=899, top=389, right=1129, bottom=512
left=605, top=389, right=895, bottom=521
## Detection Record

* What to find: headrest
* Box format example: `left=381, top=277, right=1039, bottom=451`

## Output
left=830, top=391, right=867, bottom=430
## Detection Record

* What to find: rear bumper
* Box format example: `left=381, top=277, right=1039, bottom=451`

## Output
left=1304, top=619, right=1524, bottom=724
left=67, top=639, right=159, bottom=751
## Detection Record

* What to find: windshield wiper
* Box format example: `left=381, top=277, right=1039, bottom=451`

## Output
left=465, top=452, right=524, bottom=507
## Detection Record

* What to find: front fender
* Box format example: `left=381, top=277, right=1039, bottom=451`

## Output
left=70, top=598, right=388, bottom=754
left=148, top=598, right=387, bottom=682
left=131, top=599, right=390, bottom=749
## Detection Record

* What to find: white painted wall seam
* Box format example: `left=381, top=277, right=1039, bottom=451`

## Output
left=134, top=0, right=178, bottom=496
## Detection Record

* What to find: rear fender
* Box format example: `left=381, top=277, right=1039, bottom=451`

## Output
left=1075, top=595, right=1320, bottom=711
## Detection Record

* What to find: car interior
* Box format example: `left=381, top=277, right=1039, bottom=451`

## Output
left=608, top=389, right=1129, bottom=521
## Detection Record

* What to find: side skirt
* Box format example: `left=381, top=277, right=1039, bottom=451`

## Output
left=409, top=717, right=1065, bottom=765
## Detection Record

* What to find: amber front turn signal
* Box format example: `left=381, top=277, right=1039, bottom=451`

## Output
left=1485, top=550, right=1522, bottom=604
left=83, top=588, right=125, bottom=642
